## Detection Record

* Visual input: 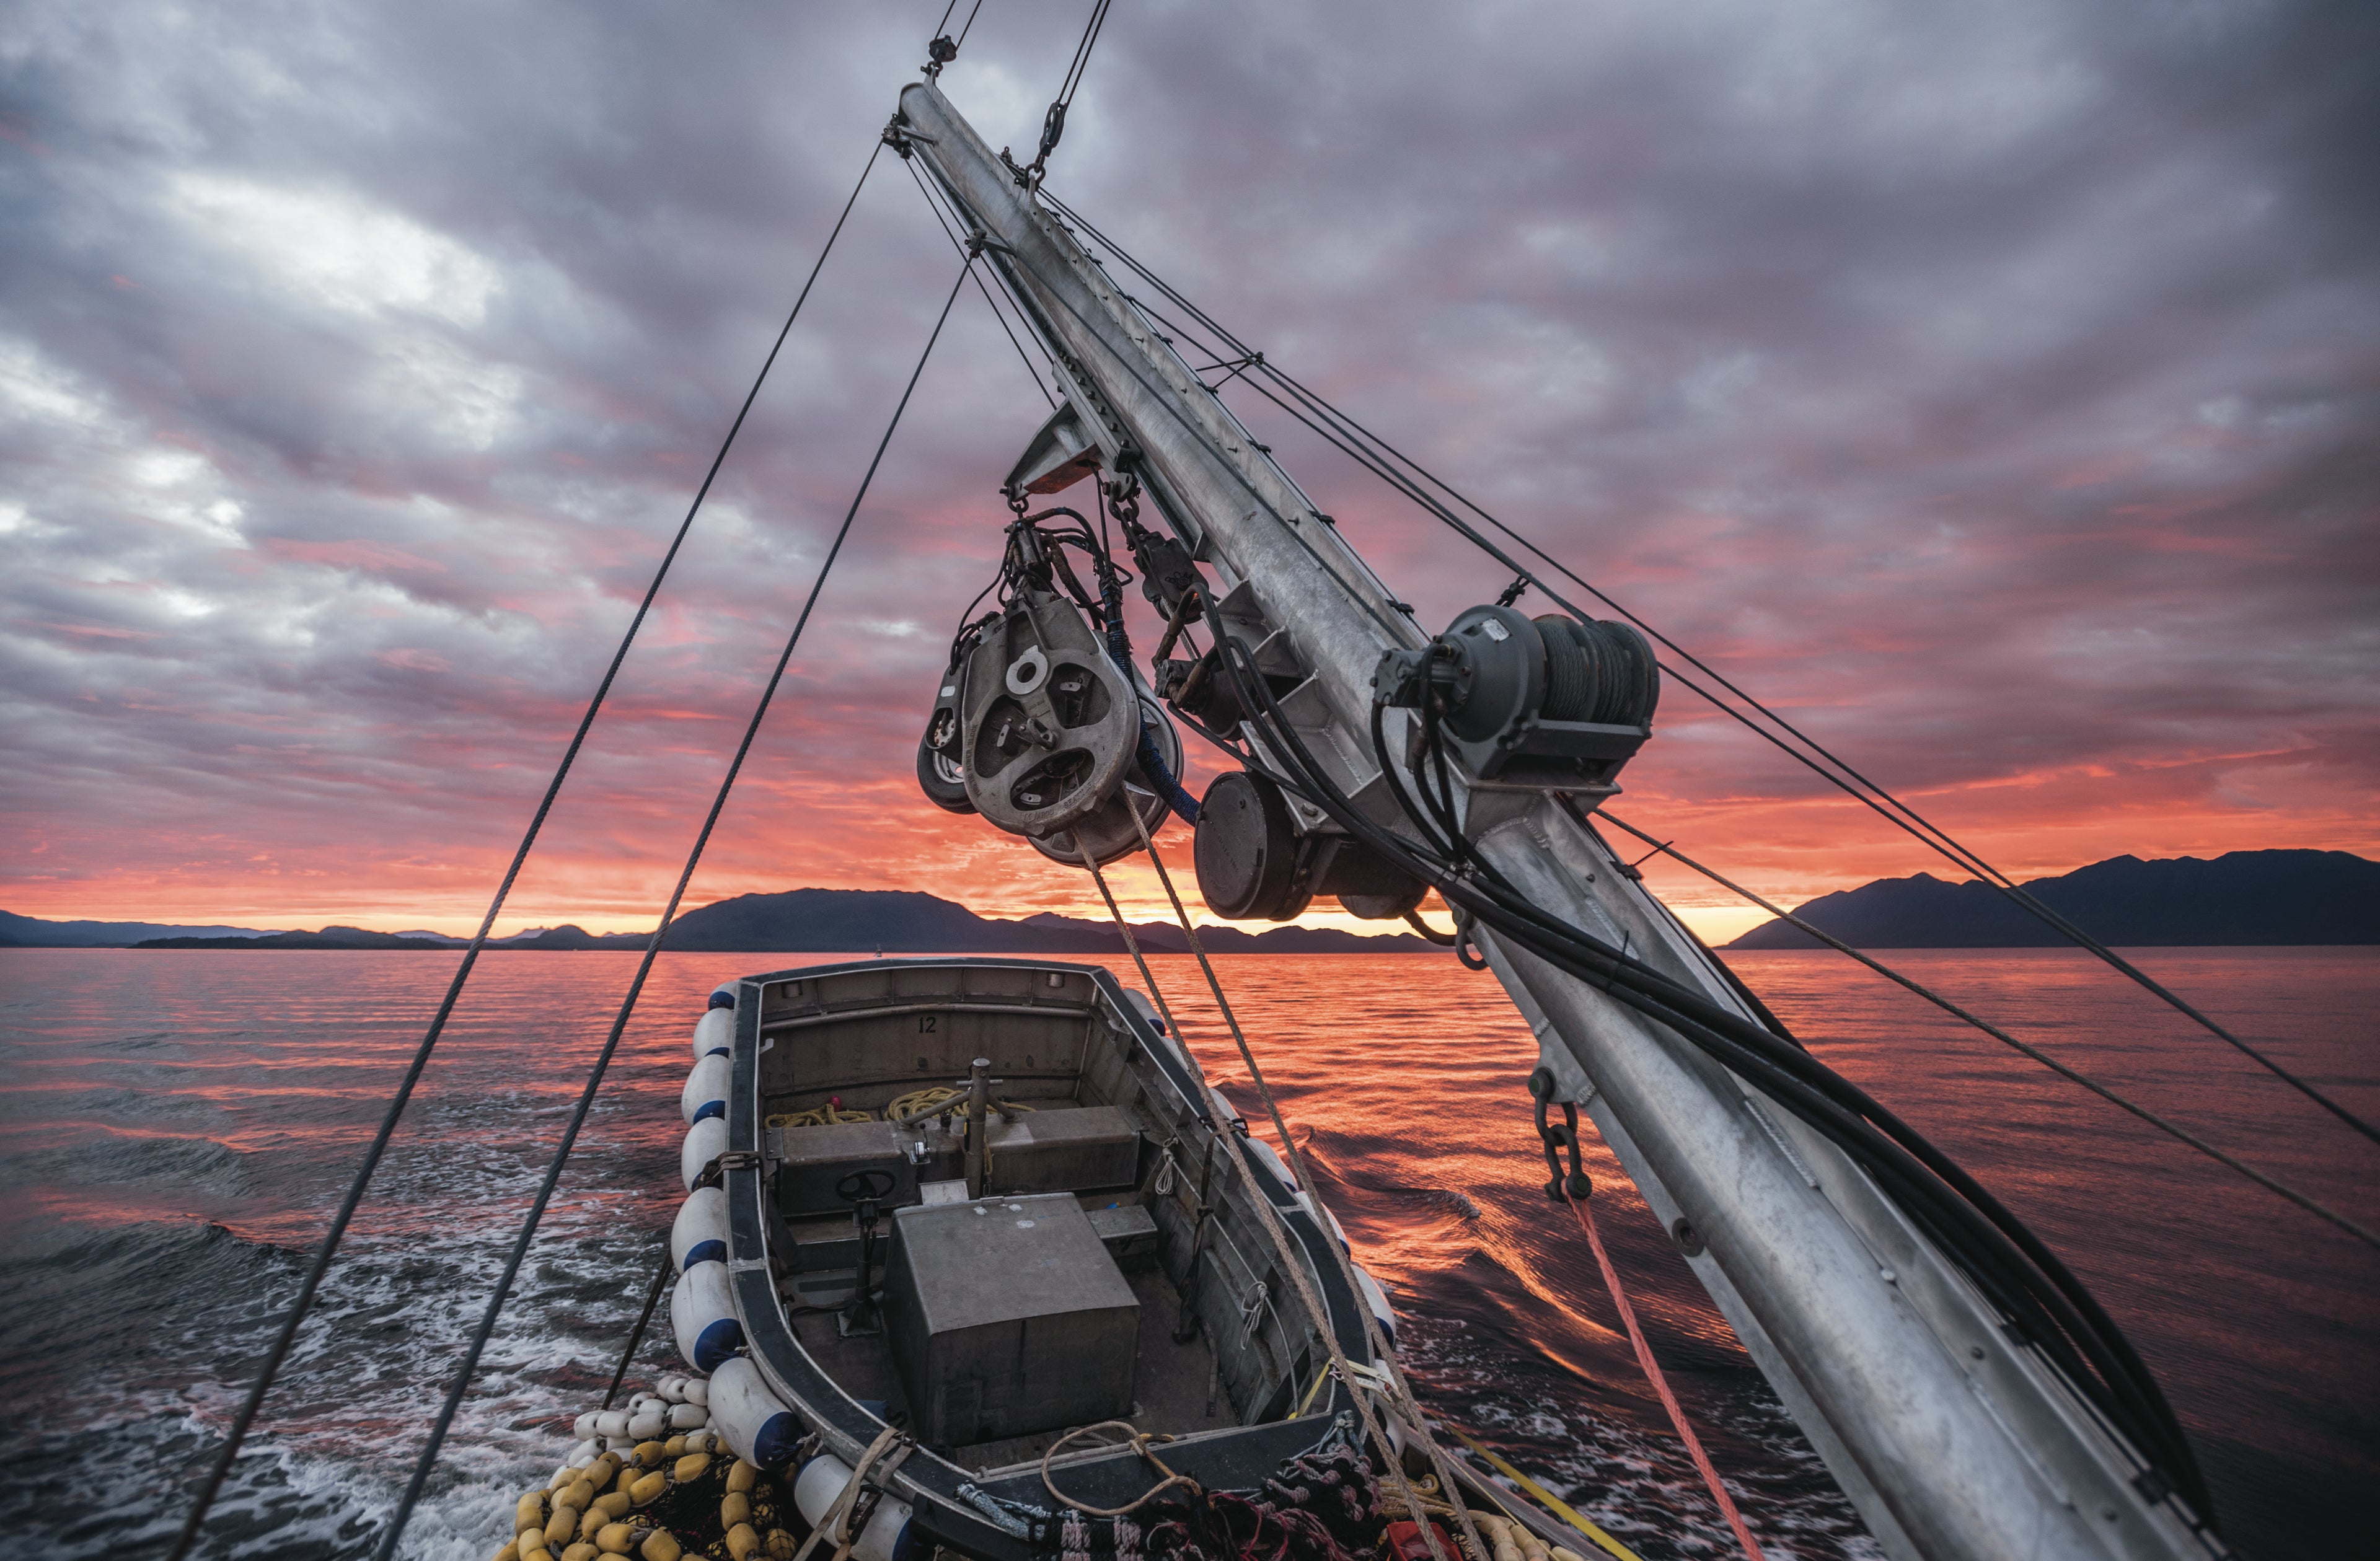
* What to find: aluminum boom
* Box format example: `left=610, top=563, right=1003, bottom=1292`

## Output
left=896, top=79, right=2215, bottom=1561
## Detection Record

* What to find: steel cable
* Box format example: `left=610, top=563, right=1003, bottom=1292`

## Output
left=366, top=256, right=974, bottom=1561
left=161, top=137, right=884, bottom=1561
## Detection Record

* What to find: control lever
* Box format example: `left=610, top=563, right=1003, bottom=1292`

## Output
left=835, top=1167, right=898, bottom=1337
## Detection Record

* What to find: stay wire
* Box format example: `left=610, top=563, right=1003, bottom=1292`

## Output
left=1117, top=802, right=1494, bottom=1561
left=368, top=257, right=974, bottom=1561
left=1589, top=811, right=2379, bottom=1252
left=1071, top=843, right=1460, bottom=1561
left=1045, top=189, right=2377, bottom=1151
left=905, top=156, right=1057, bottom=407
left=161, top=136, right=885, bottom=1561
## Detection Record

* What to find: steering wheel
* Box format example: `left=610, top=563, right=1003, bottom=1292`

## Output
left=835, top=1168, right=898, bottom=1203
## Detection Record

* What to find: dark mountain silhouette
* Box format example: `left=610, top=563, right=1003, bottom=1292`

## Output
left=1727, top=849, right=2379, bottom=949
left=0, top=910, right=291, bottom=946
left=134, top=925, right=459, bottom=950
left=85, top=890, right=1429, bottom=953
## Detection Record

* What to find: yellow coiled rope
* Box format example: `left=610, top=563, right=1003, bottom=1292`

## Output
left=883, top=1086, right=1038, bottom=1124
left=764, top=1102, right=873, bottom=1129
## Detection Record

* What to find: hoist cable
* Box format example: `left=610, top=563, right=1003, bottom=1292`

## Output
left=1592, top=811, right=2379, bottom=1252
left=1041, top=188, right=2377, bottom=1151
left=160, top=136, right=885, bottom=1561
left=366, top=256, right=974, bottom=1561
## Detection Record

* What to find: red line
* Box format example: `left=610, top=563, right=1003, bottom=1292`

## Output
left=1566, top=1194, right=1768, bottom=1561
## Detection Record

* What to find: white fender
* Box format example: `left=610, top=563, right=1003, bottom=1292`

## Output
left=794, top=1451, right=913, bottom=1561
left=682, top=1376, right=710, bottom=1409
left=708, top=1357, right=807, bottom=1468
left=672, top=1262, right=744, bottom=1372
left=681, top=1117, right=728, bottom=1190
left=682, top=1052, right=731, bottom=1125
left=692, top=1008, right=734, bottom=1062
left=672, top=1185, right=729, bottom=1271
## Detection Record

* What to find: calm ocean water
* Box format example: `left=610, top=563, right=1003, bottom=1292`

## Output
left=1, top=946, right=2372, bottom=1560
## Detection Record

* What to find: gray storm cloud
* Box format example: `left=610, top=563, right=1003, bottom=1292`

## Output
left=2, top=0, right=2374, bottom=924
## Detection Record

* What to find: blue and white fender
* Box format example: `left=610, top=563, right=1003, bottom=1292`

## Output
left=671, top=1261, right=744, bottom=1371
left=682, top=1052, right=730, bottom=1125
left=672, top=1185, right=729, bottom=1272
left=681, top=1116, right=728, bottom=1190
left=708, top=1357, right=808, bottom=1469
left=692, top=1006, right=734, bottom=1062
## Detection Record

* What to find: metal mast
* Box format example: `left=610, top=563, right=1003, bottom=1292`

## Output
left=894, top=79, right=2215, bottom=1561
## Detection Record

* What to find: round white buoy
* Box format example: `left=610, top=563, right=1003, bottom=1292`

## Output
left=657, top=1374, right=688, bottom=1404
left=573, top=1412, right=599, bottom=1440
left=682, top=1377, right=710, bottom=1409
left=627, top=1407, right=668, bottom=1441
left=669, top=1402, right=708, bottom=1430
left=594, top=1409, right=630, bottom=1440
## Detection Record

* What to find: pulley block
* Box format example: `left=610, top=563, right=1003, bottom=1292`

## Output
left=915, top=651, right=974, bottom=815
left=958, top=586, right=1140, bottom=837
left=1029, top=686, right=1184, bottom=869
left=1374, top=604, right=1660, bottom=786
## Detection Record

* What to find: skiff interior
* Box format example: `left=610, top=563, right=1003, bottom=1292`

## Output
left=739, top=959, right=1361, bottom=1477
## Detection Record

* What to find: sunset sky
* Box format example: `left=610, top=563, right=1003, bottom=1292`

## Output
left=4, top=0, right=2374, bottom=944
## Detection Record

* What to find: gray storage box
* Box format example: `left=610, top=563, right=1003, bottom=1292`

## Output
left=886, top=1192, right=1139, bottom=1444
left=985, top=1105, right=1139, bottom=1195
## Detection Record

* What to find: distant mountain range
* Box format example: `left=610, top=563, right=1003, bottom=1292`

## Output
left=1, top=889, right=1431, bottom=954
left=12, top=849, right=2367, bottom=953
left=1726, top=849, right=2379, bottom=949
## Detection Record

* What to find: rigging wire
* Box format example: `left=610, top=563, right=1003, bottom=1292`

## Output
left=367, top=256, right=976, bottom=1561
left=903, top=154, right=1057, bottom=406
left=160, top=136, right=886, bottom=1561
left=1022, top=0, right=1114, bottom=183
left=1072, top=838, right=1468, bottom=1561
left=1592, top=809, right=2379, bottom=1253
left=1038, top=188, right=2378, bottom=1151
left=1113, top=801, right=1497, bottom=1561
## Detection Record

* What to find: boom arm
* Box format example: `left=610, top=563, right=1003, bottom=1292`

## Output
left=895, top=79, right=2215, bottom=1561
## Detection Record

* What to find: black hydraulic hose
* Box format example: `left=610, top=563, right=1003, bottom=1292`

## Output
left=1197, top=611, right=2211, bottom=1520
left=161, top=138, right=886, bottom=1561
left=366, top=257, right=974, bottom=1561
